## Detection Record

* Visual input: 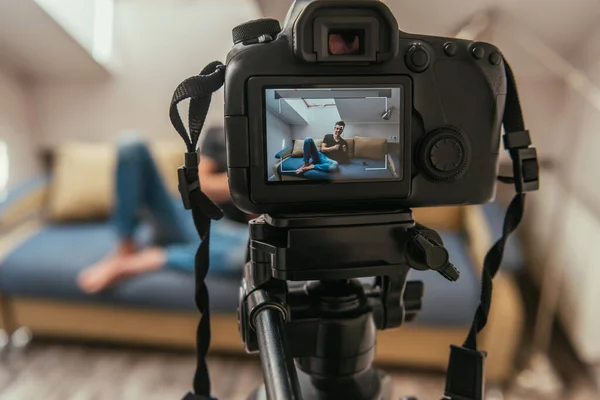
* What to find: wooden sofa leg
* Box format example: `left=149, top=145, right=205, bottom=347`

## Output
left=0, top=295, right=33, bottom=363
left=0, top=294, right=16, bottom=334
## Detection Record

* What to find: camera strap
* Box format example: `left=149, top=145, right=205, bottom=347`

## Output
left=169, top=59, right=539, bottom=400
left=169, top=61, right=226, bottom=400
left=443, top=61, right=539, bottom=400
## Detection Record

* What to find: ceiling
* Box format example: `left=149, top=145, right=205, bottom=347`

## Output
left=0, top=0, right=109, bottom=81
left=256, top=0, right=600, bottom=81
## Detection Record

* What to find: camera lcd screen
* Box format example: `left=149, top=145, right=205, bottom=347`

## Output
left=265, top=86, right=403, bottom=183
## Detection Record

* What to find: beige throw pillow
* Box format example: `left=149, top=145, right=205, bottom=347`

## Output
left=353, top=136, right=387, bottom=160
left=46, top=140, right=184, bottom=222
left=344, top=138, right=355, bottom=157
left=47, top=142, right=116, bottom=222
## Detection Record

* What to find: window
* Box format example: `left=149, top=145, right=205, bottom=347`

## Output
left=303, top=98, right=336, bottom=107
left=0, top=141, right=8, bottom=201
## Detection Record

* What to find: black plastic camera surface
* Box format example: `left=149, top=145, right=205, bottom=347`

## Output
left=224, top=0, right=507, bottom=215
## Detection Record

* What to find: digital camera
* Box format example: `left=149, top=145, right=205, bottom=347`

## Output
left=224, top=0, right=507, bottom=215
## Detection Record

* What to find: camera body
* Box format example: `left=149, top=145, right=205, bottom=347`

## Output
left=224, top=0, right=507, bottom=215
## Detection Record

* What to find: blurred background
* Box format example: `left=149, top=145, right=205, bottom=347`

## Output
left=1, top=0, right=600, bottom=399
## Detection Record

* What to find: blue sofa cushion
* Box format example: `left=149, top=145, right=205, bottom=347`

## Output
left=0, top=224, right=478, bottom=327
left=278, top=157, right=394, bottom=180
left=275, top=147, right=293, bottom=159
left=0, top=222, right=239, bottom=313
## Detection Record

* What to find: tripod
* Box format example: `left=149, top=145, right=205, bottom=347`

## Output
left=238, top=210, right=459, bottom=400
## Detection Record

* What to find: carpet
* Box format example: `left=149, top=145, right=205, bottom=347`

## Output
left=0, top=340, right=450, bottom=400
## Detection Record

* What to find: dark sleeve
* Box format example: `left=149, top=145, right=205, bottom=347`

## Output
left=199, top=126, right=227, bottom=172
left=322, top=134, right=333, bottom=146
left=198, top=126, right=248, bottom=223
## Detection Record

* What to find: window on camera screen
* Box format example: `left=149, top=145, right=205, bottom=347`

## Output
left=265, top=87, right=403, bottom=183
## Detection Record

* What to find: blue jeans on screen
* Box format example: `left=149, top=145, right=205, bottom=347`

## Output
left=303, top=137, right=339, bottom=172
left=113, top=137, right=249, bottom=275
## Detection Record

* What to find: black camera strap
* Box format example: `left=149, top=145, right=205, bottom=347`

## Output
left=169, top=61, right=226, bottom=400
left=443, top=61, right=539, bottom=400
left=169, top=59, right=539, bottom=400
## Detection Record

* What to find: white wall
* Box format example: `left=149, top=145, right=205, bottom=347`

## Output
left=265, top=109, right=293, bottom=163
left=520, top=26, right=600, bottom=363
left=0, top=65, right=40, bottom=191
left=553, top=28, right=600, bottom=363
left=514, top=80, right=570, bottom=163
left=31, top=0, right=261, bottom=148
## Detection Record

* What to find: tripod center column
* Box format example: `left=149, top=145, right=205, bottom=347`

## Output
left=296, top=279, right=377, bottom=378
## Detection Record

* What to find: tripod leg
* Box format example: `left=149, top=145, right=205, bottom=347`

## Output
left=254, top=307, right=302, bottom=400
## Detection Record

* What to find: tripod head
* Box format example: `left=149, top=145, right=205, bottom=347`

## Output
left=238, top=210, right=460, bottom=399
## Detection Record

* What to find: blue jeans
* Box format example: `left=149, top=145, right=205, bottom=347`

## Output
left=114, top=137, right=249, bottom=275
left=303, top=137, right=339, bottom=172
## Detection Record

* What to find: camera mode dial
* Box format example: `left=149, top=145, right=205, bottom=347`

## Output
left=418, top=127, right=470, bottom=182
left=232, top=19, right=282, bottom=45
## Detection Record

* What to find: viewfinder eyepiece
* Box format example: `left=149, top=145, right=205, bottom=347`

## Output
left=293, top=1, right=399, bottom=63
left=328, top=29, right=365, bottom=55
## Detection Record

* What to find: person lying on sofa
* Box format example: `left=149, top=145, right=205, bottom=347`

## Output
left=77, top=128, right=249, bottom=294
left=295, top=120, right=349, bottom=174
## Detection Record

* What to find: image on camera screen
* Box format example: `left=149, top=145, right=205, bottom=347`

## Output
left=265, top=87, right=402, bottom=183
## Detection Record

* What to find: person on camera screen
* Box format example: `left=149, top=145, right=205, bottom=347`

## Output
left=295, top=120, right=349, bottom=175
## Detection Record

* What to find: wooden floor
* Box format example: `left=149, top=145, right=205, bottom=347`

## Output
left=0, top=338, right=597, bottom=400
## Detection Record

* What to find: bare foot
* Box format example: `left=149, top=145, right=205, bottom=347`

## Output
left=77, top=248, right=166, bottom=294
left=296, top=164, right=315, bottom=174
left=77, top=255, right=129, bottom=294
left=117, top=239, right=137, bottom=256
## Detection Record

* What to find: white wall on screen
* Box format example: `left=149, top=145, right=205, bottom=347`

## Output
left=289, top=88, right=401, bottom=141
left=291, top=112, right=399, bottom=141
left=340, top=123, right=400, bottom=141
left=265, top=109, right=293, bottom=163
left=335, top=88, right=401, bottom=124
left=291, top=106, right=341, bottom=140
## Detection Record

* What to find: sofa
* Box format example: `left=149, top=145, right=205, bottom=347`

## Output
left=0, top=140, right=526, bottom=383
left=272, top=136, right=400, bottom=181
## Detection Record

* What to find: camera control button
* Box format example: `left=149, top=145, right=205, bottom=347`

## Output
left=412, top=49, right=428, bottom=66
left=232, top=19, right=281, bottom=45
left=489, top=52, right=502, bottom=65
left=418, top=127, right=470, bottom=182
left=472, top=46, right=485, bottom=59
left=406, top=44, right=430, bottom=73
left=443, top=42, right=457, bottom=57
left=430, top=139, right=463, bottom=172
